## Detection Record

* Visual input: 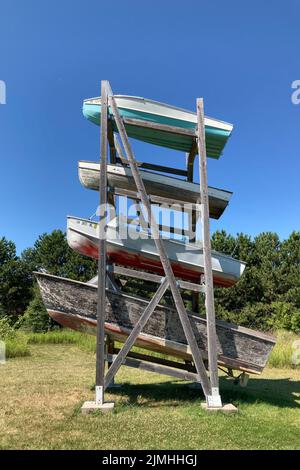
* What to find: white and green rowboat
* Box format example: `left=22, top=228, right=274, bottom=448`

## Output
left=83, top=95, right=233, bottom=158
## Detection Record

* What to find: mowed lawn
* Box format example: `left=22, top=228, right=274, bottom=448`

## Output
left=0, top=342, right=299, bottom=450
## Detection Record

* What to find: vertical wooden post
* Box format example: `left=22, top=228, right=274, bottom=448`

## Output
left=186, top=143, right=197, bottom=182
left=196, top=98, right=221, bottom=407
left=108, top=121, right=117, bottom=164
left=107, top=130, right=117, bottom=222
left=106, top=336, right=117, bottom=388
left=186, top=153, right=199, bottom=313
left=95, top=81, right=108, bottom=405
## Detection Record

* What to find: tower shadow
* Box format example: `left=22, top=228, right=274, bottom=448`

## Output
left=108, top=375, right=300, bottom=409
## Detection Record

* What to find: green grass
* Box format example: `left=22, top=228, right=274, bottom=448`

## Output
left=0, top=339, right=299, bottom=450
left=2, top=326, right=300, bottom=372
left=26, top=330, right=185, bottom=363
left=268, top=330, right=300, bottom=368
left=19, top=328, right=300, bottom=369
left=5, top=334, right=30, bottom=358
left=27, top=330, right=96, bottom=353
left=0, top=317, right=30, bottom=358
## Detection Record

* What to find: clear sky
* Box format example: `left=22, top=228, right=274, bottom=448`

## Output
left=0, top=0, right=299, bottom=254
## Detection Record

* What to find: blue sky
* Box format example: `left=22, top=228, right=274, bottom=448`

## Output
left=0, top=0, right=299, bottom=254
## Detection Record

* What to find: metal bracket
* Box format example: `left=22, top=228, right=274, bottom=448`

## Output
left=95, top=385, right=104, bottom=405
left=206, top=387, right=222, bottom=408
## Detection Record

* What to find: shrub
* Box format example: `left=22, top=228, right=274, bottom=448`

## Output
left=267, top=302, right=300, bottom=333
left=5, top=335, right=30, bottom=358
left=285, top=287, right=300, bottom=308
left=20, top=287, right=59, bottom=332
left=221, top=302, right=273, bottom=331
left=0, top=316, right=30, bottom=358
left=216, top=301, right=300, bottom=332
left=0, top=315, right=15, bottom=339
left=215, top=304, right=235, bottom=323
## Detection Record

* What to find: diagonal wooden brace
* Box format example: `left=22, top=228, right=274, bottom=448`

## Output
left=104, top=277, right=169, bottom=389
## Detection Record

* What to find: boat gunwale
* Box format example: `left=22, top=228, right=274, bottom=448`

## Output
left=83, top=95, right=233, bottom=132
left=78, top=160, right=233, bottom=200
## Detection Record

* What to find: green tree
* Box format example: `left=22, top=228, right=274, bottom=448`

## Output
left=0, top=237, right=17, bottom=264
left=278, top=231, right=300, bottom=295
left=22, top=230, right=97, bottom=281
left=251, top=232, right=281, bottom=303
left=0, top=238, right=33, bottom=320
left=212, top=231, right=263, bottom=312
left=211, top=230, right=236, bottom=255
left=19, top=230, right=98, bottom=331
left=20, top=286, right=57, bottom=332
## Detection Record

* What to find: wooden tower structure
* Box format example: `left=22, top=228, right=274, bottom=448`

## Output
left=90, top=80, right=223, bottom=411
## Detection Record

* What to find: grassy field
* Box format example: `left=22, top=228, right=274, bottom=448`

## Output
left=0, top=335, right=299, bottom=450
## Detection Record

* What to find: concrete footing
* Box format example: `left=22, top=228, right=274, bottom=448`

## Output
left=201, top=402, right=238, bottom=414
left=81, top=401, right=115, bottom=414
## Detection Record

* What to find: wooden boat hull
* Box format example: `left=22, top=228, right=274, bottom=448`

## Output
left=35, top=272, right=276, bottom=375
left=83, top=96, right=233, bottom=157
left=78, top=161, right=232, bottom=220
left=67, top=216, right=246, bottom=288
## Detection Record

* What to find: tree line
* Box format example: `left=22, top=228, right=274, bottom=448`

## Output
left=0, top=229, right=299, bottom=332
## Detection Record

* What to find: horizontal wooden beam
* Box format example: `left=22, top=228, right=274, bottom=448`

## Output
left=123, top=116, right=197, bottom=139
left=126, top=217, right=189, bottom=238
left=110, top=265, right=205, bottom=293
left=106, top=353, right=200, bottom=383
left=110, top=186, right=201, bottom=212
left=115, top=156, right=188, bottom=177
left=114, top=349, right=198, bottom=373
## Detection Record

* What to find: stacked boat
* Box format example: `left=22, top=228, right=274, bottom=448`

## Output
left=36, top=95, right=276, bottom=376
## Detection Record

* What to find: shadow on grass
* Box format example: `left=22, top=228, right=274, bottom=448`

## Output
left=108, top=376, right=300, bottom=409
